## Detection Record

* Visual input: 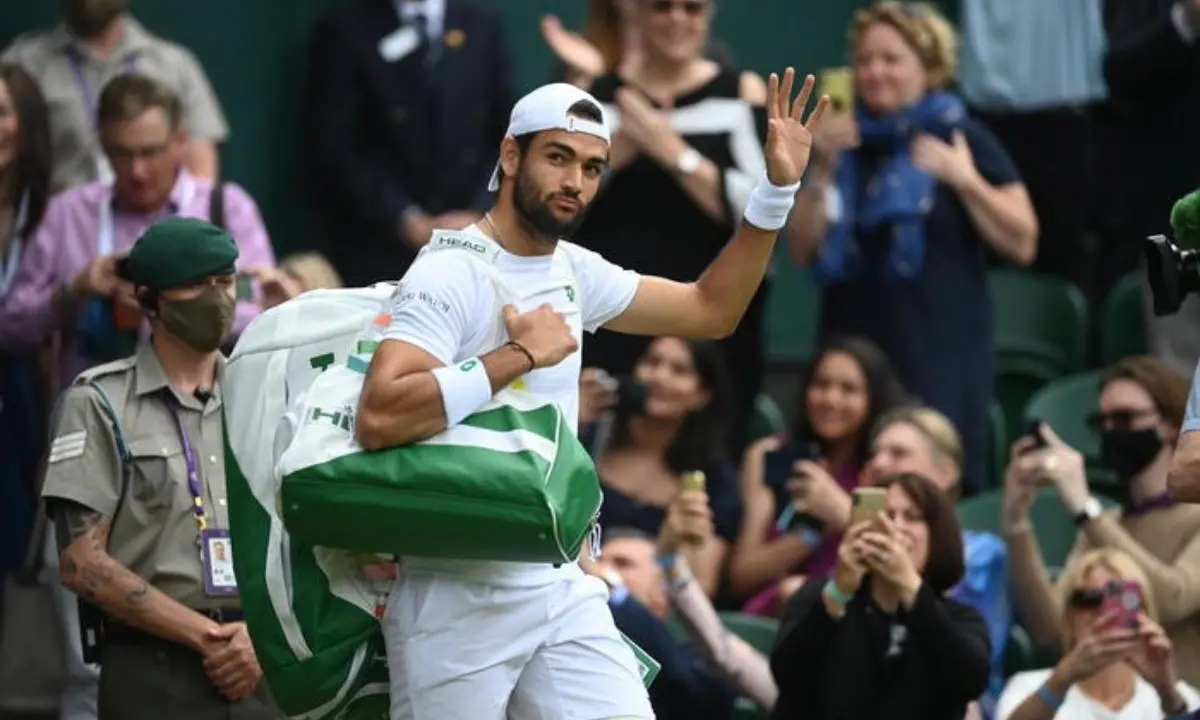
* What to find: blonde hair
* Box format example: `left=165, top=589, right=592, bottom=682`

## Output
left=874, top=406, right=964, bottom=472
left=1057, top=548, right=1157, bottom=652
left=849, top=1, right=959, bottom=89
left=280, top=252, right=342, bottom=291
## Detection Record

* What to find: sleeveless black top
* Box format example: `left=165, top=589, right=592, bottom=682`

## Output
left=575, top=67, right=769, bottom=449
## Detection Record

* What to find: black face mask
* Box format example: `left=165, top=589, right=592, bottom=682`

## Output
left=1100, top=427, right=1162, bottom=483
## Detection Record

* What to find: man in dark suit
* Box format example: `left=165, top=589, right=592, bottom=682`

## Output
left=307, top=0, right=514, bottom=286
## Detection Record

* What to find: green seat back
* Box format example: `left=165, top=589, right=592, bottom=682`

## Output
left=746, top=394, right=787, bottom=445
left=989, top=269, right=1089, bottom=374
left=764, top=251, right=822, bottom=367
left=717, top=612, right=779, bottom=720
left=957, top=489, right=1116, bottom=570
left=1101, top=272, right=1148, bottom=365
left=1003, top=625, right=1036, bottom=678
left=1024, top=371, right=1103, bottom=466
left=994, top=354, right=1061, bottom=449
left=989, top=399, right=1007, bottom=489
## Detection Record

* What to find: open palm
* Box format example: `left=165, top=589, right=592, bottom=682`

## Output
left=763, top=68, right=829, bottom=186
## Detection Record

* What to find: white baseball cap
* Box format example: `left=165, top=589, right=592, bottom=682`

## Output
left=486, top=83, right=611, bottom=192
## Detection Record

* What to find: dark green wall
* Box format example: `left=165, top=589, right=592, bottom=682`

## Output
left=1, top=1, right=953, bottom=256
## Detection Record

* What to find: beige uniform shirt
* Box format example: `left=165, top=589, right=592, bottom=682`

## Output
left=2, top=17, right=229, bottom=192
left=41, top=344, right=235, bottom=611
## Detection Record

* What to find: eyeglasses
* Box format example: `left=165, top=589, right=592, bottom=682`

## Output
left=649, top=0, right=708, bottom=17
left=1085, top=408, right=1157, bottom=431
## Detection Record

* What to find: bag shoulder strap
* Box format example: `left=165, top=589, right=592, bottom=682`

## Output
left=208, top=180, right=227, bottom=229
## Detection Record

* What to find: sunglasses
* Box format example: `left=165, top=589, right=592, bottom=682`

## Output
left=649, top=0, right=708, bottom=17
left=1068, top=588, right=1106, bottom=610
left=1085, top=408, right=1157, bottom=431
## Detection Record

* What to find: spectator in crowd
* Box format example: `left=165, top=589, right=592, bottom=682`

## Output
left=784, top=1, right=1038, bottom=494
left=864, top=406, right=1011, bottom=717
left=541, top=0, right=734, bottom=89
left=586, top=491, right=776, bottom=717
left=959, top=0, right=1108, bottom=297
left=572, top=0, right=770, bottom=450
left=1005, top=356, right=1200, bottom=684
left=729, top=336, right=907, bottom=615
left=307, top=0, right=514, bottom=286
left=772, top=472, right=991, bottom=720
left=996, top=548, right=1199, bottom=719
left=1101, top=0, right=1200, bottom=375
left=42, top=217, right=277, bottom=718
left=0, top=63, right=51, bottom=583
left=0, top=73, right=274, bottom=393
left=1, top=0, right=228, bottom=192
left=246, top=251, right=344, bottom=310
left=579, top=336, right=738, bottom=598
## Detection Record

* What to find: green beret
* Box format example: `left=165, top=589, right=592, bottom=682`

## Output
left=118, top=217, right=239, bottom=289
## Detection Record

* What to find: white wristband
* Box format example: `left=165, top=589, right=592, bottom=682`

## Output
left=743, top=178, right=802, bottom=231
left=431, top=357, right=493, bottom=427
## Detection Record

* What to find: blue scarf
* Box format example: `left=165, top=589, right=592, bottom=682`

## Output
left=816, top=91, right=966, bottom=284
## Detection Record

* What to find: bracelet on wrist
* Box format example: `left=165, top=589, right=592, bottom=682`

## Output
left=505, top=341, right=536, bottom=373
left=1035, top=684, right=1064, bottom=710
left=823, top=578, right=852, bottom=606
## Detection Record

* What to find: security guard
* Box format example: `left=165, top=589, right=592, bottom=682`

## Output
left=41, top=216, right=278, bottom=719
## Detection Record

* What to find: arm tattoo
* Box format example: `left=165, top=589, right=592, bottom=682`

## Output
left=52, top=502, right=149, bottom=611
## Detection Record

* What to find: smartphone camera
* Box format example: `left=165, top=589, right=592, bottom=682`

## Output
left=1021, top=418, right=1047, bottom=453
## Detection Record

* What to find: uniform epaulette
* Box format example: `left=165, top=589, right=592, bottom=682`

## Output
left=72, top=355, right=138, bottom=386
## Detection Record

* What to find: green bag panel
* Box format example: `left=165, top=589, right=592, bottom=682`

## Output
left=280, top=400, right=603, bottom=564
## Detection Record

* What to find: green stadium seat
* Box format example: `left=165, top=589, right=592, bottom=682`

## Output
left=989, top=399, right=1007, bottom=489
left=957, top=489, right=1116, bottom=570
left=1101, top=272, right=1148, bottom=365
left=989, top=269, right=1090, bottom=375
left=994, top=353, right=1061, bottom=449
left=1003, top=625, right=1036, bottom=678
left=765, top=251, right=822, bottom=368
left=1023, top=371, right=1102, bottom=468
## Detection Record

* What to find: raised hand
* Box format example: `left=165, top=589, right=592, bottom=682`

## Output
left=763, top=68, right=829, bottom=187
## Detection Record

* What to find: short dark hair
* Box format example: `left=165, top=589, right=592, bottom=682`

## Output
left=878, top=472, right=964, bottom=595
left=0, top=64, right=51, bottom=236
left=502, top=99, right=606, bottom=180
left=602, top=526, right=655, bottom=546
left=98, top=73, right=183, bottom=131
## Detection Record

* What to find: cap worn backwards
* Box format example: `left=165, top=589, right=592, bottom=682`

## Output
left=486, top=83, right=611, bottom=192
left=118, top=216, right=239, bottom=289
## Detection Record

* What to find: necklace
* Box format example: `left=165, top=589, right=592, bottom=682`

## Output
left=482, top=212, right=506, bottom=250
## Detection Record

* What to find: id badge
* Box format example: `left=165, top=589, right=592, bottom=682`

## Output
left=200, top=529, right=238, bottom=597
left=620, top=632, right=661, bottom=688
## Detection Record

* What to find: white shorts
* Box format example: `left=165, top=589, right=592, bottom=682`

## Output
left=381, top=567, right=655, bottom=720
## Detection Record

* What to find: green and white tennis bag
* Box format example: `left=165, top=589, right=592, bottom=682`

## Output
left=223, top=231, right=607, bottom=718
left=224, top=283, right=395, bottom=720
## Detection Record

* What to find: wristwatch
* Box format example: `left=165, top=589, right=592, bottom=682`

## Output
left=675, top=147, right=702, bottom=176
left=1073, top=496, right=1104, bottom=527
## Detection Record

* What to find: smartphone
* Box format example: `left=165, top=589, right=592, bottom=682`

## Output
left=235, top=272, right=254, bottom=301
left=614, top=374, right=647, bottom=415
left=1020, top=418, right=1048, bottom=453
left=764, top=440, right=821, bottom=491
left=849, top=486, right=888, bottom=527
left=1101, top=580, right=1144, bottom=630
left=819, top=67, right=855, bottom=117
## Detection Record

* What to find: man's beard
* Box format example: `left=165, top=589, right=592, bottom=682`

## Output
left=511, top=167, right=588, bottom=245
left=62, top=0, right=130, bottom=39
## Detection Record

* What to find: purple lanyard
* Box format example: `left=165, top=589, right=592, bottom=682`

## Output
left=162, top=393, right=207, bottom=531
left=66, top=48, right=140, bottom=129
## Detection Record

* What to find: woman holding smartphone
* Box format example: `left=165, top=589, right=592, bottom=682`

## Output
left=996, top=548, right=1198, bottom=719
left=771, top=472, right=990, bottom=720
